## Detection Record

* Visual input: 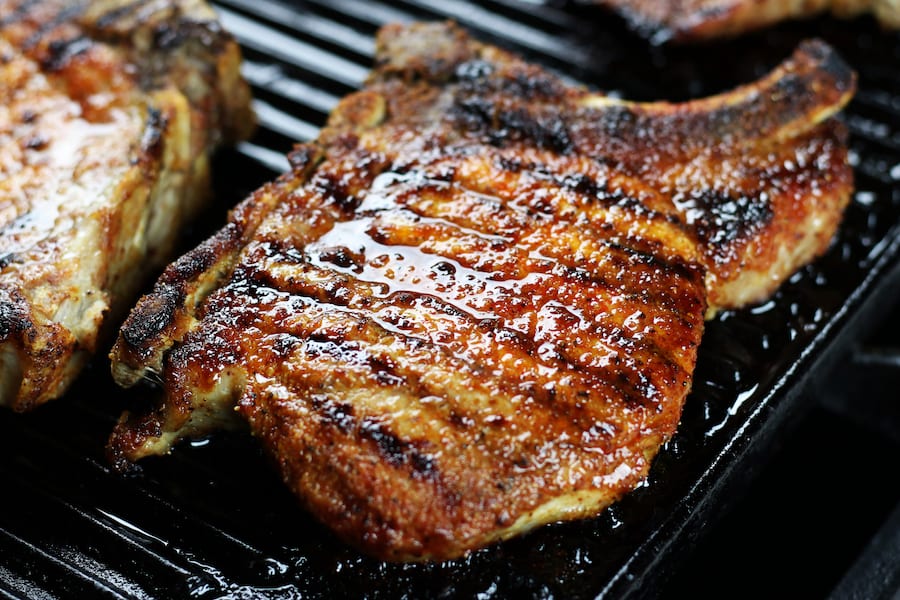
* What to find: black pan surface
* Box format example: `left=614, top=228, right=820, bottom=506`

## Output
left=1, top=1, right=899, bottom=598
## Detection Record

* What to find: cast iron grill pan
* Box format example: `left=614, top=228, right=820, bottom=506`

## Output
left=1, top=1, right=899, bottom=598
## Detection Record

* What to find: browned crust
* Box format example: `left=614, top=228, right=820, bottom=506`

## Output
left=575, top=39, right=856, bottom=154
left=108, top=149, right=322, bottom=463
left=369, top=24, right=856, bottom=312
left=111, top=147, right=323, bottom=386
left=0, top=0, right=254, bottom=410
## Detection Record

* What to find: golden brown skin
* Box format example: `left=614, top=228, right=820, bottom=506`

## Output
left=0, top=0, right=254, bottom=410
left=108, top=22, right=855, bottom=561
left=597, top=0, right=900, bottom=42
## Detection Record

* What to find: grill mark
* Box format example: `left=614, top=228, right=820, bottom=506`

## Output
left=306, top=369, right=443, bottom=483
left=207, top=252, right=689, bottom=501
left=291, top=319, right=597, bottom=483
left=366, top=352, right=405, bottom=387
left=373, top=173, right=703, bottom=325
left=242, top=247, right=685, bottom=416
left=603, top=237, right=704, bottom=292
left=377, top=205, right=700, bottom=330
left=300, top=305, right=658, bottom=463
left=309, top=150, right=390, bottom=215
left=310, top=395, right=356, bottom=434
left=359, top=418, right=438, bottom=480
left=248, top=157, right=702, bottom=411
left=229, top=266, right=581, bottom=410
left=192, top=132, right=702, bottom=503
left=294, top=393, right=460, bottom=530
left=247, top=178, right=701, bottom=405
left=369, top=156, right=688, bottom=269
left=302, top=336, right=406, bottom=388
left=262, top=218, right=697, bottom=353
left=41, top=34, right=92, bottom=71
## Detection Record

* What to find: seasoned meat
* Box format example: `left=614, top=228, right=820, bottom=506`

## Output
left=577, top=40, right=854, bottom=310
left=597, top=0, right=900, bottom=42
left=108, top=22, right=854, bottom=561
left=0, top=0, right=254, bottom=410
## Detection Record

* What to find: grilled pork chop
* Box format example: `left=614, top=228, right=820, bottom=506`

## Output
left=597, top=0, right=900, bottom=42
left=0, top=0, right=253, bottom=410
left=108, top=22, right=854, bottom=560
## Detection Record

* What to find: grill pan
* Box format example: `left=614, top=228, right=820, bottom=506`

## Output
left=2, top=1, right=899, bottom=598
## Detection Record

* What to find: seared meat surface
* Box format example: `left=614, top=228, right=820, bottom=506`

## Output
left=0, top=0, right=253, bottom=410
left=597, top=0, right=900, bottom=42
left=108, top=22, right=854, bottom=560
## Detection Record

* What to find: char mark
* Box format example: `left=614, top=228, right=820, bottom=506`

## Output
left=136, top=107, right=167, bottom=160
left=799, top=39, right=855, bottom=94
left=0, top=291, right=33, bottom=342
left=310, top=171, right=361, bottom=214
left=677, top=190, right=774, bottom=250
left=634, top=243, right=703, bottom=284
left=165, top=222, right=244, bottom=285
left=594, top=104, right=638, bottom=138
left=119, top=285, right=182, bottom=352
left=454, top=59, right=494, bottom=82
left=41, top=35, right=93, bottom=71
left=452, top=97, right=573, bottom=153
left=316, top=246, right=365, bottom=271
left=310, top=395, right=356, bottom=434
left=359, top=417, right=438, bottom=481
left=310, top=395, right=438, bottom=481
left=455, top=59, right=565, bottom=102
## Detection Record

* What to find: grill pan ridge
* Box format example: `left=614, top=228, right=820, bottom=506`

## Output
left=1, top=1, right=899, bottom=599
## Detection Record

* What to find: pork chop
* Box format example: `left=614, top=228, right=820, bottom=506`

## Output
left=0, top=0, right=254, bottom=410
left=107, top=22, right=854, bottom=561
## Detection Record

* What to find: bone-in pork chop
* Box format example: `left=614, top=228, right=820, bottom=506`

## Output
left=107, top=22, right=854, bottom=561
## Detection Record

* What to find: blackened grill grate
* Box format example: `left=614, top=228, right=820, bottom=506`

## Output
left=1, top=2, right=899, bottom=599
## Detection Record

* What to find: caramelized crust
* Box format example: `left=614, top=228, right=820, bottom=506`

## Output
left=0, top=0, right=254, bottom=410
left=597, top=0, right=900, bottom=42
left=108, top=22, right=855, bottom=561
left=575, top=39, right=855, bottom=309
